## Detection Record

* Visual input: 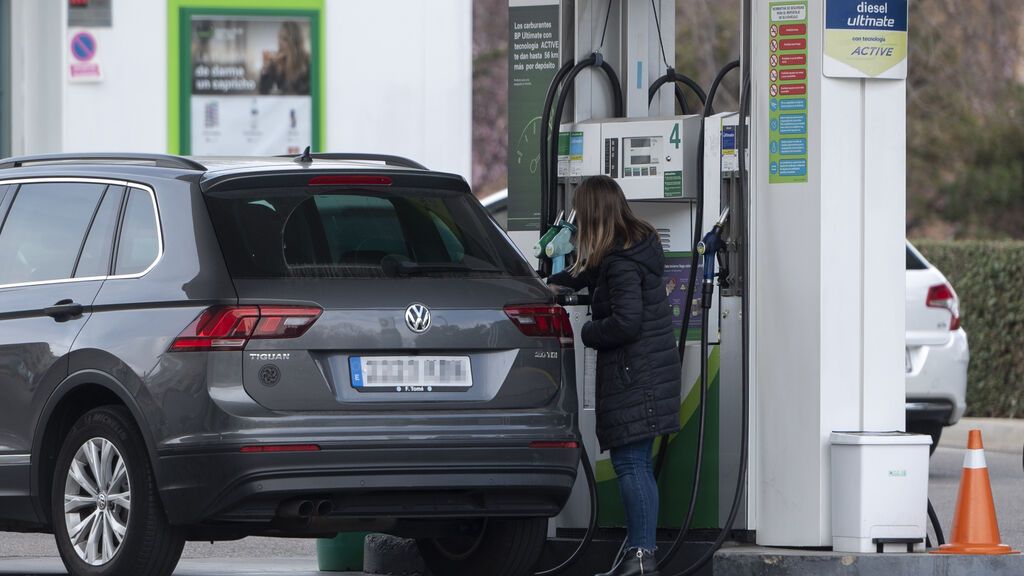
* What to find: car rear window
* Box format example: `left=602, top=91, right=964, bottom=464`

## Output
left=906, top=245, right=928, bottom=270
left=205, top=186, right=534, bottom=278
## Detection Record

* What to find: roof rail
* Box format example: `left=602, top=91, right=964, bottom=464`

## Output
left=275, top=152, right=428, bottom=171
left=0, top=153, right=207, bottom=171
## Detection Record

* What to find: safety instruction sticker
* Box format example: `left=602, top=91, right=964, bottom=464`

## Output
left=663, top=171, right=683, bottom=198
left=557, top=131, right=584, bottom=177
left=768, top=0, right=809, bottom=184
left=721, top=125, right=738, bottom=172
left=824, top=0, right=908, bottom=79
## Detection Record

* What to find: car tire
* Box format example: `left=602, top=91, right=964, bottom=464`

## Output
left=417, top=517, right=548, bottom=576
left=51, top=406, right=184, bottom=576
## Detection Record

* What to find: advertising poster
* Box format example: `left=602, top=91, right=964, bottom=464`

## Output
left=664, top=252, right=704, bottom=342
left=824, top=0, right=908, bottom=79
left=507, top=0, right=561, bottom=232
left=170, top=2, right=323, bottom=155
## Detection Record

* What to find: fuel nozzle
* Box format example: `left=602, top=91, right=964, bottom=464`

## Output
left=696, top=207, right=730, bottom=310
left=534, top=210, right=565, bottom=259
left=536, top=210, right=577, bottom=274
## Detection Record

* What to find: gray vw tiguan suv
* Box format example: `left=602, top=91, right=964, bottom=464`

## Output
left=0, top=153, right=578, bottom=576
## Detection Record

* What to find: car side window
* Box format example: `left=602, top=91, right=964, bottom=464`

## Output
left=906, top=245, right=928, bottom=271
left=0, top=182, right=106, bottom=285
left=74, top=186, right=125, bottom=278
left=114, top=188, right=160, bottom=276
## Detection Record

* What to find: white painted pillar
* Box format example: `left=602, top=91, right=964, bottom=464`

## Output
left=751, top=0, right=906, bottom=546
left=10, top=0, right=64, bottom=155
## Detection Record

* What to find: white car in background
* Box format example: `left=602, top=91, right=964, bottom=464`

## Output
left=905, top=242, right=969, bottom=450
left=480, top=192, right=969, bottom=452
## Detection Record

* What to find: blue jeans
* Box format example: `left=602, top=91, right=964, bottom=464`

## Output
left=610, top=437, right=659, bottom=552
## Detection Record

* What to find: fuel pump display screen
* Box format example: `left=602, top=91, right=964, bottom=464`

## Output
left=622, top=136, right=663, bottom=177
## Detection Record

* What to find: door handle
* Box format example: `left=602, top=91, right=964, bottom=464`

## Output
left=44, top=299, right=84, bottom=322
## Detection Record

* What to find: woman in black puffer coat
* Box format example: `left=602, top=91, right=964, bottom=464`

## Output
left=549, top=176, right=681, bottom=576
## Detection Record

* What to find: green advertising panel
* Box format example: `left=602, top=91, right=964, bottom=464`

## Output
left=168, top=0, right=325, bottom=155
left=767, top=0, right=809, bottom=185
left=595, top=348, right=720, bottom=529
left=507, top=0, right=562, bottom=232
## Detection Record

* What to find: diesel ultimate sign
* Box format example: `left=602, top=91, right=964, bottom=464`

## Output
left=823, top=0, right=908, bottom=79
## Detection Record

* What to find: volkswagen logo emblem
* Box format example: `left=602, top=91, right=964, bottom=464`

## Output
left=405, top=303, right=431, bottom=333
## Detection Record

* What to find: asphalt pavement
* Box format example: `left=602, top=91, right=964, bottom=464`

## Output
left=0, top=446, right=1020, bottom=575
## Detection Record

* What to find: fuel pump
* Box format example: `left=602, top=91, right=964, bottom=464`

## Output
left=505, top=0, right=937, bottom=572
left=510, top=2, right=753, bottom=575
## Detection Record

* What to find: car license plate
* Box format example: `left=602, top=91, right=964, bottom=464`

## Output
left=349, top=356, right=472, bottom=392
left=905, top=348, right=912, bottom=373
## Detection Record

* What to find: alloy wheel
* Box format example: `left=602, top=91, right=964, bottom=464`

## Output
left=63, top=437, right=131, bottom=566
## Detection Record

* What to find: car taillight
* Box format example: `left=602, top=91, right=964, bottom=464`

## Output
left=504, top=305, right=574, bottom=346
left=308, top=175, right=392, bottom=186
left=170, top=305, right=322, bottom=351
left=926, top=283, right=960, bottom=331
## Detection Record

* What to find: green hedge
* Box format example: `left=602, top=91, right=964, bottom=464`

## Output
left=912, top=240, right=1024, bottom=418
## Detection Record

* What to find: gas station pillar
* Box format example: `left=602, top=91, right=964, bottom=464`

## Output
left=750, top=0, right=908, bottom=546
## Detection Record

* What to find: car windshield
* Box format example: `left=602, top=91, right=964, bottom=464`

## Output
left=205, top=186, right=534, bottom=279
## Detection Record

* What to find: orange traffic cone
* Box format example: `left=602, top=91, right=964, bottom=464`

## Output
left=932, top=429, right=1019, bottom=554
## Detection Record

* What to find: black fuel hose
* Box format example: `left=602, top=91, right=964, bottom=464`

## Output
left=928, top=498, right=945, bottom=547
left=662, top=73, right=750, bottom=576
left=540, top=60, right=576, bottom=230
left=648, top=69, right=708, bottom=115
left=534, top=442, right=598, bottom=576
left=651, top=59, right=741, bottom=479
left=545, top=55, right=624, bottom=233
left=534, top=56, right=624, bottom=576
left=648, top=75, right=693, bottom=115
left=652, top=60, right=740, bottom=571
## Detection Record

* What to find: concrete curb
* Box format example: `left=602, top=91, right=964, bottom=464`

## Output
left=939, top=417, right=1024, bottom=454
left=715, top=546, right=1024, bottom=576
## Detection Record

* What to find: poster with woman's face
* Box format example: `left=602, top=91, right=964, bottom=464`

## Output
left=189, top=16, right=313, bottom=155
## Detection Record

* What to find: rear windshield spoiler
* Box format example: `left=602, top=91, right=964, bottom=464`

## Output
left=201, top=169, right=469, bottom=196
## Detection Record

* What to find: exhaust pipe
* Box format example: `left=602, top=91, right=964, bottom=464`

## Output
left=279, top=499, right=315, bottom=519
left=315, top=499, right=333, bottom=517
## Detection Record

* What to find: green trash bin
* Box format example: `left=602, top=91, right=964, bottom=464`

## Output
left=317, top=531, right=369, bottom=572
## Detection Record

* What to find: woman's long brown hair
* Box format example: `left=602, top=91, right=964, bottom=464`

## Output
left=569, top=175, right=656, bottom=275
